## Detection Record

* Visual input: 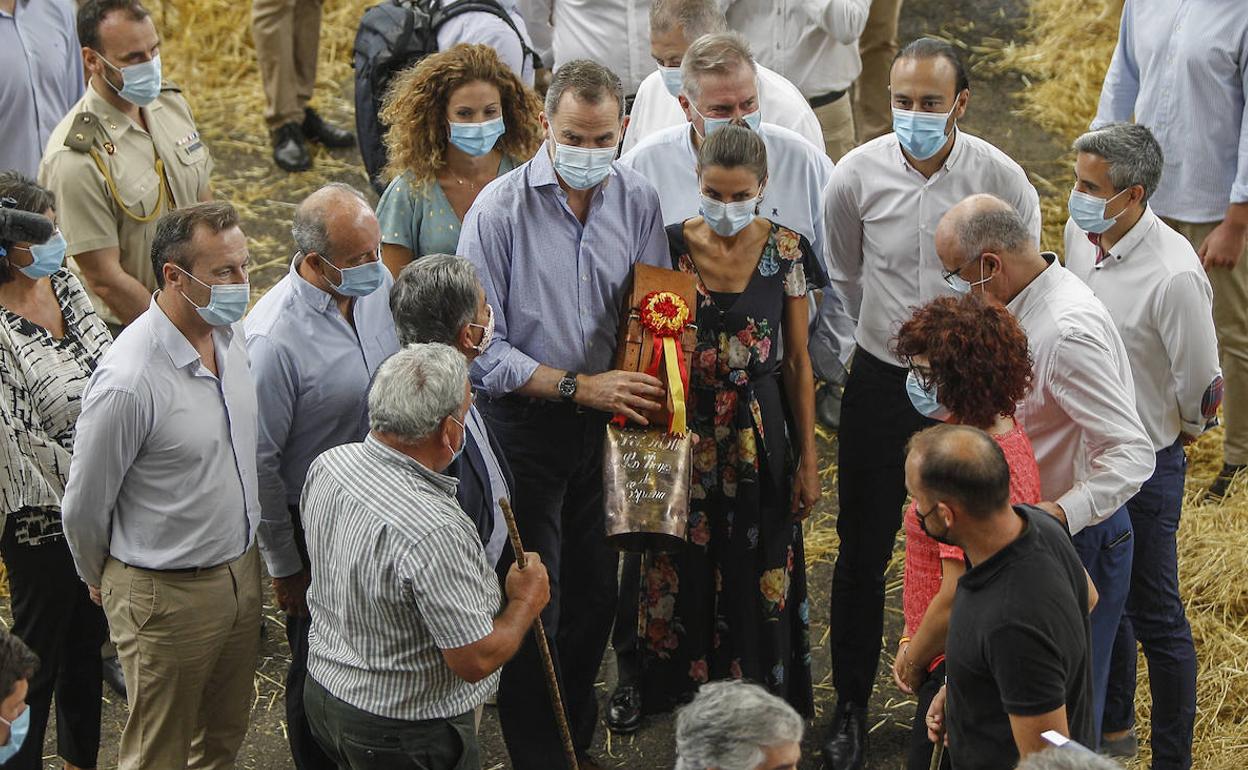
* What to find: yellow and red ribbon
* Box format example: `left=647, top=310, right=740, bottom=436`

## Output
left=613, top=291, right=691, bottom=435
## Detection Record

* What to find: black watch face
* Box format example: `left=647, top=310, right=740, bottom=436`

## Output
left=560, top=376, right=576, bottom=398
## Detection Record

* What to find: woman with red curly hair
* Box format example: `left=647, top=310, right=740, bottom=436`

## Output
left=890, top=293, right=1041, bottom=770
left=375, top=43, right=543, bottom=275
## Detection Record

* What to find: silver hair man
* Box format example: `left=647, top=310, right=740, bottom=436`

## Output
left=291, top=182, right=369, bottom=257
left=389, top=255, right=480, bottom=347
left=367, top=343, right=468, bottom=445
left=949, top=204, right=1035, bottom=263
left=680, top=31, right=757, bottom=103
left=650, top=0, right=727, bottom=44
left=1072, top=123, right=1164, bottom=202
left=675, top=681, right=804, bottom=770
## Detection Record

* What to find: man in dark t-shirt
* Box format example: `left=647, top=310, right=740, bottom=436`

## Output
left=905, top=424, right=1094, bottom=768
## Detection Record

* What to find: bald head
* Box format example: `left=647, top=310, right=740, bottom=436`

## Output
left=935, top=194, right=1030, bottom=265
left=906, top=424, right=1011, bottom=519
left=292, top=183, right=377, bottom=261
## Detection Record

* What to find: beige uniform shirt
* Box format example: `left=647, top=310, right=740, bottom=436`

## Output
left=39, top=82, right=213, bottom=325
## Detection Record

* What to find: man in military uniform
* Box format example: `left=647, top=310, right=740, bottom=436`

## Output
left=251, top=0, right=355, bottom=172
left=39, top=0, right=213, bottom=332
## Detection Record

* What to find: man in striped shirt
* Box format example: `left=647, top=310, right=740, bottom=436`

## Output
left=300, top=343, right=550, bottom=768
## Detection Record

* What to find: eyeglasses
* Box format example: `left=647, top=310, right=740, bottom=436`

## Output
left=941, top=253, right=988, bottom=290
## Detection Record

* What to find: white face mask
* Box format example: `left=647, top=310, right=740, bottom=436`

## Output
left=468, top=303, right=494, bottom=353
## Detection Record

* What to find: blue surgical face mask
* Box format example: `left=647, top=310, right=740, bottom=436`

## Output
left=551, top=140, right=617, bottom=190
left=449, top=116, right=505, bottom=157
left=176, top=266, right=250, bottom=326
left=1068, top=188, right=1128, bottom=234
left=907, top=370, right=952, bottom=421
left=320, top=253, right=386, bottom=297
left=700, top=194, right=758, bottom=237
left=13, top=230, right=66, bottom=279
left=694, top=104, right=762, bottom=137
left=0, top=706, right=30, bottom=763
left=96, top=51, right=163, bottom=107
left=659, top=65, right=683, bottom=97
left=892, top=105, right=955, bottom=160
left=945, top=255, right=994, bottom=296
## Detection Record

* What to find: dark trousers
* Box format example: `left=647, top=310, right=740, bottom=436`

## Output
left=304, top=676, right=478, bottom=770
left=285, top=506, right=337, bottom=770
left=481, top=398, right=618, bottom=769
left=907, top=661, right=950, bottom=770
left=1104, top=442, right=1195, bottom=769
left=0, top=521, right=107, bottom=770
left=612, top=552, right=642, bottom=688
left=830, top=349, right=935, bottom=706
left=1072, top=505, right=1134, bottom=745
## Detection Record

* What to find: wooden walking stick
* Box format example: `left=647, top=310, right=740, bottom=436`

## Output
left=499, top=497, right=579, bottom=770
left=929, top=725, right=946, bottom=770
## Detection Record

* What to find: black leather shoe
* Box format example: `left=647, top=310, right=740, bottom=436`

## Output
left=272, top=122, right=311, bottom=172
left=822, top=702, right=867, bottom=770
left=816, top=381, right=844, bottom=430
left=102, top=655, right=127, bottom=698
left=302, top=108, right=355, bottom=148
left=1206, top=462, right=1246, bottom=502
left=607, top=683, right=642, bottom=734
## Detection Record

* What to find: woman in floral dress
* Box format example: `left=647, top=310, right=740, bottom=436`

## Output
left=638, top=125, right=823, bottom=715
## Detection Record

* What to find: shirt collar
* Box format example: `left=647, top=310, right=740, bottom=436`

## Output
left=1006, top=251, right=1060, bottom=318
left=1094, top=206, right=1158, bottom=269
left=288, top=254, right=338, bottom=314
left=957, top=505, right=1038, bottom=589
left=148, top=292, right=235, bottom=371
left=893, top=126, right=964, bottom=173
left=363, top=433, right=460, bottom=497
left=82, top=81, right=157, bottom=138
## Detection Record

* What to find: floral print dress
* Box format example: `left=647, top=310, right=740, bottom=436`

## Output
left=637, top=221, right=826, bottom=716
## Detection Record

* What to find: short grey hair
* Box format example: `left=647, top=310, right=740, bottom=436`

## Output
left=367, top=343, right=468, bottom=443
left=952, top=205, right=1034, bottom=262
left=1073, top=123, right=1164, bottom=202
left=650, top=0, right=727, bottom=43
left=674, top=681, right=804, bottom=770
left=544, top=59, right=624, bottom=121
left=291, top=182, right=369, bottom=257
left=1016, top=748, right=1124, bottom=770
left=390, top=255, right=480, bottom=346
left=681, top=32, right=757, bottom=103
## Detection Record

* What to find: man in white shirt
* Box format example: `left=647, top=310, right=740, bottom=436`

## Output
left=621, top=0, right=821, bottom=153
left=818, top=37, right=1040, bottom=770
left=935, top=193, right=1155, bottom=754
left=436, top=0, right=538, bottom=86
left=62, top=202, right=262, bottom=770
left=516, top=0, right=651, bottom=104
left=1064, top=124, right=1219, bottom=767
left=724, top=0, right=870, bottom=161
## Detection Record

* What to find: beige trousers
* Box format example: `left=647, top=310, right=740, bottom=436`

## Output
left=1166, top=218, right=1248, bottom=465
left=813, top=95, right=857, bottom=162
left=252, top=0, right=323, bottom=129
left=102, top=547, right=262, bottom=770
left=852, top=0, right=904, bottom=142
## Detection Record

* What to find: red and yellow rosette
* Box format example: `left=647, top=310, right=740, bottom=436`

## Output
left=618, top=290, right=691, bottom=435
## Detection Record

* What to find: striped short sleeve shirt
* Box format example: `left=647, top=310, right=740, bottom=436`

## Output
left=301, top=434, right=502, bottom=720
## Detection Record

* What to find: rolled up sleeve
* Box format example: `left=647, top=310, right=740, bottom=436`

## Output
left=1157, top=272, right=1222, bottom=438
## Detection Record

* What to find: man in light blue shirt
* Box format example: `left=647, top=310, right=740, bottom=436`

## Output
left=62, top=201, right=261, bottom=770
left=1093, top=0, right=1248, bottom=501
left=457, top=59, right=668, bottom=770
left=0, top=0, right=83, bottom=177
left=244, top=183, right=399, bottom=770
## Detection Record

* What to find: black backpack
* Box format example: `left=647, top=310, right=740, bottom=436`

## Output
left=353, top=0, right=540, bottom=194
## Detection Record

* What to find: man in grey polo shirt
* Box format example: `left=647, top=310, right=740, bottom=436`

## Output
left=301, top=343, right=550, bottom=768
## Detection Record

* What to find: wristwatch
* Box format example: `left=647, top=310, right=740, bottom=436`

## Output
left=558, top=371, right=579, bottom=402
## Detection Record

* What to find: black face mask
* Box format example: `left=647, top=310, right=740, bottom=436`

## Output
left=917, top=502, right=957, bottom=547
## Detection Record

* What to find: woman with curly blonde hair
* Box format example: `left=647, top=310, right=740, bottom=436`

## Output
left=376, top=43, right=543, bottom=275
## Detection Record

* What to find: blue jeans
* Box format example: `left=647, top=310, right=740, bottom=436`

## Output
left=1072, top=505, right=1134, bottom=745
left=1104, top=442, right=1195, bottom=769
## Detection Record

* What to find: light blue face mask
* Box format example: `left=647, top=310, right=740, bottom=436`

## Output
left=13, top=230, right=66, bottom=279
left=945, top=255, right=993, bottom=296
left=659, top=65, right=683, bottom=97
left=0, top=706, right=31, bottom=763
left=699, top=194, right=758, bottom=237
left=551, top=141, right=617, bottom=190
left=321, top=253, right=386, bottom=297
left=906, top=370, right=952, bottom=421
left=176, top=266, right=250, bottom=326
left=97, top=51, right=162, bottom=107
left=449, top=116, right=506, bottom=157
left=892, top=105, right=954, bottom=160
left=1068, top=188, right=1128, bottom=234
left=695, top=105, right=763, bottom=137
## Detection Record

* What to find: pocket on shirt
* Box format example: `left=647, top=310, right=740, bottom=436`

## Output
left=115, top=166, right=163, bottom=219
left=126, top=573, right=159, bottom=630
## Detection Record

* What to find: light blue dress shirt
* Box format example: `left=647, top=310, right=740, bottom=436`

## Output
left=457, top=144, right=670, bottom=396
left=62, top=298, right=260, bottom=587
left=0, top=0, right=83, bottom=177
left=244, top=259, right=400, bottom=578
left=1093, top=0, right=1248, bottom=222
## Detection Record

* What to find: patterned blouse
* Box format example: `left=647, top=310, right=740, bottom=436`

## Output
left=0, top=269, right=111, bottom=544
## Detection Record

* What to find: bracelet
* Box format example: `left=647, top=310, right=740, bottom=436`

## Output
left=899, top=636, right=911, bottom=645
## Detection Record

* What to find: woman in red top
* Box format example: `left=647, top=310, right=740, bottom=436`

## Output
left=890, top=294, right=1041, bottom=770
